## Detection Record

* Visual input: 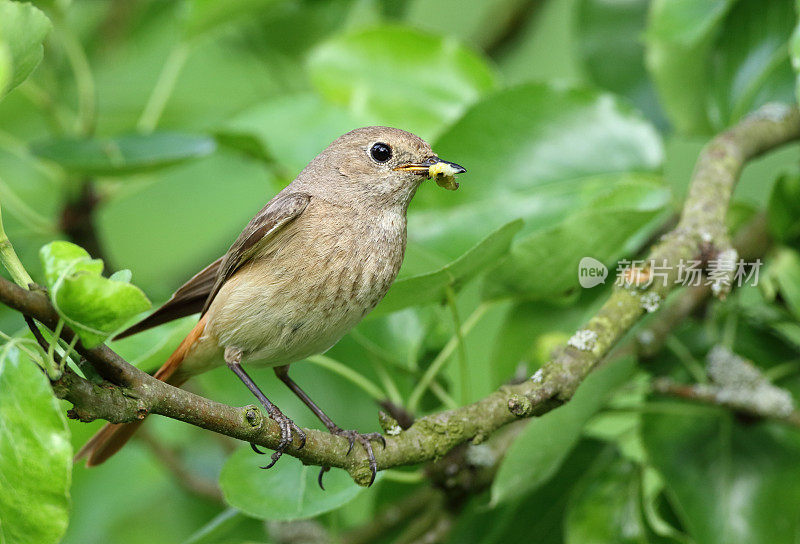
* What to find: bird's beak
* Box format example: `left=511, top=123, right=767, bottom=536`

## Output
left=394, top=158, right=467, bottom=177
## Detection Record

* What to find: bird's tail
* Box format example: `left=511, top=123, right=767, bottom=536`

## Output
left=74, top=315, right=208, bottom=466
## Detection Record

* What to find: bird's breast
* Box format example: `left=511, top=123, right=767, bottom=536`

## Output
left=206, top=204, right=407, bottom=365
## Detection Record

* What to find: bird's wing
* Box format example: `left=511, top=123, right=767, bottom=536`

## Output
left=202, top=192, right=311, bottom=313
left=113, top=192, right=310, bottom=340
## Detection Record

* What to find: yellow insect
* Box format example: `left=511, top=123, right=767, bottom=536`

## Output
left=429, top=160, right=462, bottom=191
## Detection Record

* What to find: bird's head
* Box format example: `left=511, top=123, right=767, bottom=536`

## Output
left=295, top=126, right=466, bottom=210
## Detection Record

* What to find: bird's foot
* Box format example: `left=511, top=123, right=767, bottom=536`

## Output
left=255, top=407, right=306, bottom=470
left=325, top=427, right=386, bottom=487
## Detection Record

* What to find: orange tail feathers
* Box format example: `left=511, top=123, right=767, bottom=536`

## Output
left=74, top=315, right=208, bottom=467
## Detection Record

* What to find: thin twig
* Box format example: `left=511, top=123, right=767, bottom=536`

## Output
left=408, top=302, right=491, bottom=412
left=24, top=315, right=50, bottom=353
left=653, top=378, right=800, bottom=428
left=0, top=203, right=35, bottom=287
left=0, top=177, right=57, bottom=236
left=445, top=284, right=470, bottom=404
left=306, top=354, right=386, bottom=401
left=137, top=42, right=191, bottom=133
left=57, top=27, right=96, bottom=136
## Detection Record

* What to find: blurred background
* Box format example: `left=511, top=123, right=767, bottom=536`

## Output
left=1, top=0, right=800, bottom=543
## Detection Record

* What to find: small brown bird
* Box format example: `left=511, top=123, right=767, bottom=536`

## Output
left=75, top=126, right=465, bottom=484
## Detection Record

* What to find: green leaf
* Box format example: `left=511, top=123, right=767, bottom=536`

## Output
left=492, top=0, right=584, bottom=87
left=735, top=282, right=800, bottom=351
left=449, top=439, right=605, bottom=544
left=373, top=219, right=523, bottom=316
left=219, top=93, right=360, bottom=174
left=30, top=133, right=217, bottom=176
left=182, top=509, right=249, bottom=544
left=253, top=0, right=360, bottom=59
left=491, top=357, right=635, bottom=505
left=0, top=345, right=71, bottom=544
left=219, top=448, right=367, bottom=520
left=52, top=272, right=152, bottom=348
left=565, top=456, right=647, bottom=544
left=767, top=174, right=800, bottom=245
left=792, top=7, right=800, bottom=104
left=642, top=405, right=800, bottom=543
left=489, top=300, right=592, bottom=385
left=109, top=269, right=132, bottom=283
left=307, top=26, right=497, bottom=140
left=97, top=151, right=281, bottom=296
left=707, top=0, right=796, bottom=126
left=645, top=0, right=736, bottom=133
left=0, top=42, right=11, bottom=96
left=646, top=0, right=795, bottom=134
left=424, top=83, right=663, bottom=207
left=406, top=83, right=663, bottom=269
left=88, top=8, right=291, bottom=135
left=184, top=0, right=283, bottom=37
left=39, top=241, right=151, bottom=348
left=771, top=321, right=800, bottom=349
left=641, top=468, right=693, bottom=543
left=349, top=307, right=434, bottom=372
left=0, top=0, right=51, bottom=97
left=576, top=0, right=665, bottom=127
left=486, top=178, right=670, bottom=299
left=770, top=248, right=800, bottom=321
left=405, top=0, right=528, bottom=49
left=39, top=240, right=103, bottom=290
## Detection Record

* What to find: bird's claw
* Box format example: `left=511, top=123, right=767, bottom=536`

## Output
left=257, top=409, right=306, bottom=470
left=317, top=466, right=331, bottom=490
left=329, top=428, right=385, bottom=487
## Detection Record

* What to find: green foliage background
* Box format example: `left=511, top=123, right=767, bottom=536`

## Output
left=0, top=0, right=800, bottom=542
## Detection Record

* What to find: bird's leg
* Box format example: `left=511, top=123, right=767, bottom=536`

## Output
left=224, top=347, right=306, bottom=469
left=274, top=365, right=385, bottom=487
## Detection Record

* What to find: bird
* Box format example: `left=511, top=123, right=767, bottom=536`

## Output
left=74, top=126, right=466, bottom=485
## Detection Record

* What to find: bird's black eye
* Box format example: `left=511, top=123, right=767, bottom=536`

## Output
left=370, top=142, right=392, bottom=163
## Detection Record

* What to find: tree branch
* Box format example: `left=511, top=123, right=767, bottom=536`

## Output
left=636, top=211, right=770, bottom=358
left=653, top=344, right=800, bottom=428
left=1, top=103, right=798, bottom=486
left=654, top=378, right=800, bottom=428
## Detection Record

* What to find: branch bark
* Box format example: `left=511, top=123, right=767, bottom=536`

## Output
left=652, top=344, right=800, bottom=427
left=1, top=103, right=798, bottom=486
left=653, top=378, right=800, bottom=428
left=533, top=104, right=800, bottom=403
